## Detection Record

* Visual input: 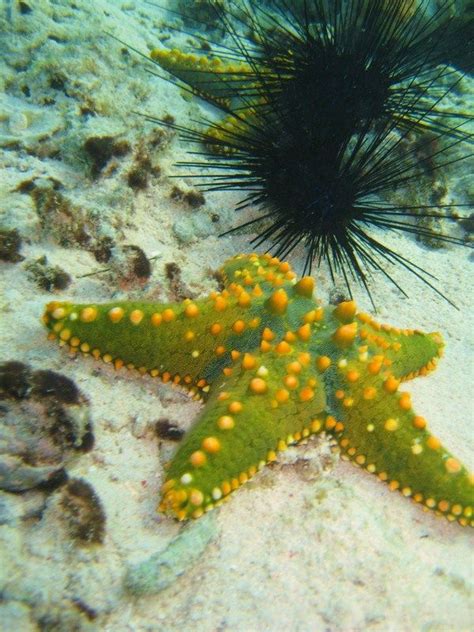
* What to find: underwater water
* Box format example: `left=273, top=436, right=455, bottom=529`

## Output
left=0, top=1, right=473, bottom=631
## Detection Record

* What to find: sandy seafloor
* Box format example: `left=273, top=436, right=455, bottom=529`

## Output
left=0, top=1, right=473, bottom=631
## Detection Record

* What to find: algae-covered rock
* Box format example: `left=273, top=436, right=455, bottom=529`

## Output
left=0, top=361, right=94, bottom=492
left=0, top=228, right=24, bottom=262
left=59, top=478, right=106, bottom=545
left=25, top=255, right=72, bottom=291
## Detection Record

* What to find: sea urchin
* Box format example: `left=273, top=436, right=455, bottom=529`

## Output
left=147, top=0, right=473, bottom=304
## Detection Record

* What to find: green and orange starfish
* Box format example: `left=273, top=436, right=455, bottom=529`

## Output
left=42, top=254, right=473, bottom=525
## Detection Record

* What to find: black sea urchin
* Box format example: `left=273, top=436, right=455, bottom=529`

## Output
left=147, top=0, right=473, bottom=304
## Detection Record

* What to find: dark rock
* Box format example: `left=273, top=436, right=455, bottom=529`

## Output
left=0, top=361, right=94, bottom=492
left=108, top=244, right=151, bottom=287
left=155, top=418, right=184, bottom=441
left=25, top=256, right=71, bottom=291
left=170, top=185, right=205, bottom=208
left=59, top=478, right=105, bottom=544
left=127, top=166, right=149, bottom=190
left=123, top=245, right=151, bottom=280
left=0, top=228, right=24, bottom=263
left=84, top=136, right=130, bottom=177
left=0, top=361, right=31, bottom=400
left=165, top=261, right=195, bottom=301
left=92, top=236, right=114, bottom=263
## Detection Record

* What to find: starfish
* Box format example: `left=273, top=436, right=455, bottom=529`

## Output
left=149, top=48, right=263, bottom=152
left=42, top=254, right=473, bottom=526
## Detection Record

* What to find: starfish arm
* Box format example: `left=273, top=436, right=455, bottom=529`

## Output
left=43, top=295, right=274, bottom=395
left=357, top=312, right=444, bottom=380
left=202, top=111, right=260, bottom=156
left=220, top=253, right=297, bottom=291
left=41, top=256, right=311, bottom=396
left=150, top=48, right=251, bottom=107
left=326, top=355, right=473, bottom=526
left=160, top=345, right=327, bottom=519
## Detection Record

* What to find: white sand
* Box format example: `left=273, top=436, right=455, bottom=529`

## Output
left=0, top=1, right=472, bottom=631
